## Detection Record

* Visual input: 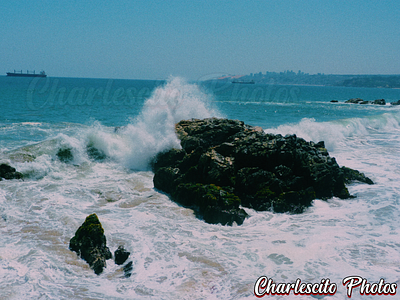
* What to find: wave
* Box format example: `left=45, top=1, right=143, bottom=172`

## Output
left=264, top=111, right=400, bottom=151
left=27, top=77, right=221, bottom=171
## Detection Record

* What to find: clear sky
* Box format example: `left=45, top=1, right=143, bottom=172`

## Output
left=1, top=0, right=399, bottom=80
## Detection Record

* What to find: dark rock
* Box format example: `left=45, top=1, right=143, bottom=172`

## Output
left=345, top=98, right=386, bottom=105
left=57, top=147, right=74, bottom=163
left=114, top=246, right=130, bottom=265
left=372, top=99, right=385, bottom=105
left=390, top=100, right=400, bottom=106
left=69, top=214, right=112, bottom=275
left=123, top=261, right=133, bottom=278
left=345, top=98, right=364, bottom=104
left=87, top=144, right=107, bottom=162
left=341, top=166, right=374, bottom=185
left=0, top=163, right=23, bottom=180
left=330, top=100, right=338, bottom=103
left=151, top=118, right=374, bottom=226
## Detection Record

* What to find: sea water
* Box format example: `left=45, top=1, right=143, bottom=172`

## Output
left=0, top=76, right=399, bottom=299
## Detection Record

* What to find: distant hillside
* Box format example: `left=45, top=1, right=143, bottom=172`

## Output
left=217, top=71, right=400, bottom=88
left=340, top=75, right=400, bottom=88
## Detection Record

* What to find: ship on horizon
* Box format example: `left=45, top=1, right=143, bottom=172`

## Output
left=6, top=70, right=47, bottom=77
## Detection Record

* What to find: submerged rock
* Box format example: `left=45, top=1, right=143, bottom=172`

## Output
left=0, top=163, right=23, bottom=180
left=390, top=100, right=400, bottom=106
left=123, top=261, right=133, bottom=278
left=57, top=147, right=74, bottom=163
left=87, top=144, right=107, bottom=162
left=151, top=118, right=373, bottom=225
left=69, top=214, right=112, bottom=275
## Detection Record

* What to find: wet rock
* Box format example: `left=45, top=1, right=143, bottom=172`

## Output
left=345, top=98, right=386, bottom=105
left=57, top=147, right=74, bottom=163
left=345, top=98, right=364, bottom=104
left=0, top=163, right=23, bottom=180
left=151, top=118, right=374, bottom=225
left=114, top=246, right=130, bottom=265
left=123, top=261, right=133, bottom=278
left=372, top=99, right=385, bottom=105
left=341, top=166, right=374, bottom=185
left=390, top=100, right=400, bottom=105
left=330, top=100, right=338, bottom=103
left=69, top=214, right=112, bottom=275
left=87, top=144, right=107, bottom=162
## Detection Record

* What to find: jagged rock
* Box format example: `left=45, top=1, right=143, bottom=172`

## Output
left=341, top=166, right=374, bottom=185
left=57, top=147, right=73, bottom=163
left=151, top=118, right=374, bottom=225
left=372, top=99, right=385, bottom=105
left=345, top=98, right=386, bottom=105
left=69, top=214, right=112, bottom=275
left=0, top=163, right=23, bottom=180
left=123, top=261, right=133, bottom=278
left=345, top=98, right=364, bottom=104
left=390, top=100, right=400, bottom=105
left=114, top=246, right=130, bottom=265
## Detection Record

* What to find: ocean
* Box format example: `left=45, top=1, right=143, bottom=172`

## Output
left=0, top=75, right=399, bottom=299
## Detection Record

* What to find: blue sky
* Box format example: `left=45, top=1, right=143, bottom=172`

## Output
left=1, top=0, right=399, bottom=80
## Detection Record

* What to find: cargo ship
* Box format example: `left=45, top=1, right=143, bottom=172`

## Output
left=6, top=70, right=47, bottom=77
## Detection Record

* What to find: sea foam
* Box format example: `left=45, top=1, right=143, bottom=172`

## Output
left=85, top=77, right=220, bottom=170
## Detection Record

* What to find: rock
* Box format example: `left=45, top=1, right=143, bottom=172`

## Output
left=57, top=147, right=74, bottom=163
left=151, top=118, right=374, bottom=225
left=390, top=100, right=400, bottom=105
left=345, top=98, right=386, bottom=105
left=0, top=163, right=23, bottom=180
left=123, top=261, right=133, bottom=278
left=345, top=98, right=364, bottom=104
left=114, top=246, right=130, bottom=265
left=330, top=100, right=338, bottom=103
left=372, top=99, right=385, bottom=105
left=341, top=166, right=374, bottom=185
left=69, top=214, right=112, bottom=275
left=87, top=144, right=107, bottom=162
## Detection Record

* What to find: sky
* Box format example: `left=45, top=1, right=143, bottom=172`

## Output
left=1, top=0, right=400, bottom=80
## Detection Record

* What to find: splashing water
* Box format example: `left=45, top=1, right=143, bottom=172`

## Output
left=85, top=77, right=221, bottom=170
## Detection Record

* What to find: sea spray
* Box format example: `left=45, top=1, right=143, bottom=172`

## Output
left=264, top=112, right=400, bottom=152
left=85, top=77, right=221, bottom=170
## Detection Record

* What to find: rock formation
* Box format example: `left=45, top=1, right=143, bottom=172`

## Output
left=344, top=98, right=386, bottom=105
left=151, top=118, right=373, bottom=226
left=69, top=214, right=112, bottom=275
left=0, top=163, right=23, bottom=180
left=114, top=246, right=130, bottom=265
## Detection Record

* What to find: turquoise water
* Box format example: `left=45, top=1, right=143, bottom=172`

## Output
left=0, top=76, right=399, bottom=299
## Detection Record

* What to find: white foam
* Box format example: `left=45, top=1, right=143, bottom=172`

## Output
left=85, top=77, right=220, bottom=170
left=264, top=112, right=400, bottom=152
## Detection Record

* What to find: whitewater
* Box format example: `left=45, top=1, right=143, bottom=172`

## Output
left=0, top=76, right=399, bottom=299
